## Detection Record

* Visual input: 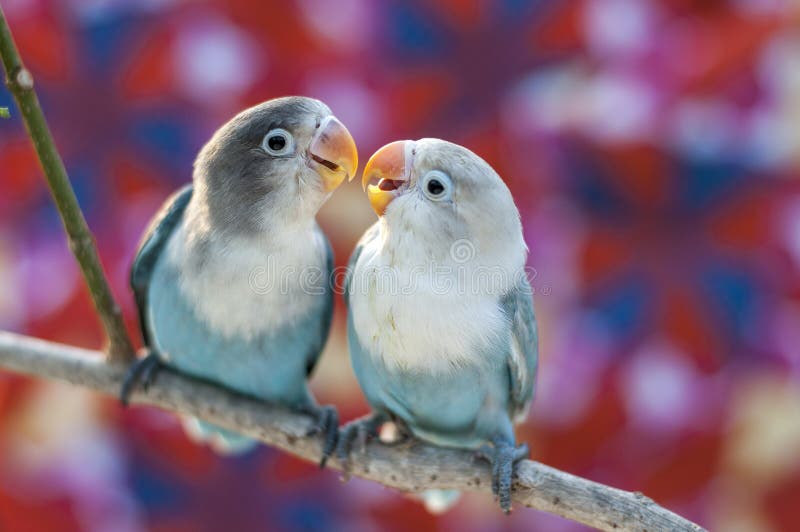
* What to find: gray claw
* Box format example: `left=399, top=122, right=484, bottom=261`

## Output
left=335, top=413, right=385, bottom=479
left=313, top=405, right=339, bottom=469
left=119, top=352, right=164, bottom=406
left=476, top=441, right=529, bottom=514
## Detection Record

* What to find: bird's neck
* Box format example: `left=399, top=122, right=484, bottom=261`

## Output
left=185, top=192, right=317, bottom=247
left=377, top=219, right=523, bottom=272
left=374, top=218, right=527, bottom=297
left=376, top=218, right=451, bottom=267
left=167, top=207, right=326, bottom=338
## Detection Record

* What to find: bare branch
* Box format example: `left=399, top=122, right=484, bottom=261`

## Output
left=0, top=6, right=134, bottom=363
left=0, top=331, right=706, bottom=532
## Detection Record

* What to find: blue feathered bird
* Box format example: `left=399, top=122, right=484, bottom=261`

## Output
left=122, top=97, right=358, bottom=461
left=338, top=139, right=537, bottom=512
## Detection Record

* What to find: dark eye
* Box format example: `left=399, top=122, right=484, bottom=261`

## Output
left=261, top=128, right=295, bottom=156
left=268, top=135, right=286, bottom=151
left=427, top=179, right=445, bottom=196
left=421, top=170, right=452, bottom=201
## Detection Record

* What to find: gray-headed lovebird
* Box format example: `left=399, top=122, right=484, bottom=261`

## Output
left=121, top=97, right=358, bottom=462
left=338, top=139, right=537, bottom=513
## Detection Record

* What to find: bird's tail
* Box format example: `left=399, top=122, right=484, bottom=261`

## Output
left=418, top=489, right=462, bottom=514
left=182, top=416, right=258, bottom=455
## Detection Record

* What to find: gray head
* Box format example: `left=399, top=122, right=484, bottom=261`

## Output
left=193, top=96, right=358, bottom=234
left=361, top=138, right=526, bottom=269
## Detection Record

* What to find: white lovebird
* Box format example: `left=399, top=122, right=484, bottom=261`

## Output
left=340, top=139, right=538, bottom=513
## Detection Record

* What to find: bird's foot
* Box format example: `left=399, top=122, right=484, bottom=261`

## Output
left=301, top=404, right=339, bottom=469
left=474, top=441, right=529, bottom=514
left=119, top=351, right=164, bottom=406
left=336, top=413, right=386, bottom=479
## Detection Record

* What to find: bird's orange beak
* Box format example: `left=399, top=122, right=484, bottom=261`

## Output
left=308, top=115, right=358, bottom=192
left=362, top=140, right=413, bottom=217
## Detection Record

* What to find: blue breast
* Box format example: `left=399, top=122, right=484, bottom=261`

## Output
left=147, top=257, right=329, bottom=408
left=347, top=319, right=515, bottom=449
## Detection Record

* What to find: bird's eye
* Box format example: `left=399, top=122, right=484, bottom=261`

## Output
left=427, top=179, right=444, bottom=195
left=268, top=136, right=285, bottom=151
left=421, top=170, right=452, bottom=201
left=261, top=128, right=295, bottom=156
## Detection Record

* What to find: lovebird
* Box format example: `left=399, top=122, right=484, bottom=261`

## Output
left=121, top=97, right=358, bottom=461
left=339, top=139, right=537, bottom=513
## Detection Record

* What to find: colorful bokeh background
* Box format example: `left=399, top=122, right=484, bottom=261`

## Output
left=1, top=0, right=799, bottom=530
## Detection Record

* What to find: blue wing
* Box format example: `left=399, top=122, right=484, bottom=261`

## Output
left=131, top=184, right=193, bottom=347
left=500, top=278, right=539, bottom=421
left=305, top=226, right=335, bottom=377
left=344, top=221, right=380, bottom=304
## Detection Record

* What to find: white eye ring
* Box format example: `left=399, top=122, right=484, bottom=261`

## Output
left=421, top=170, right=452, bottom=201
left=261, top=128, right=295, bottom=157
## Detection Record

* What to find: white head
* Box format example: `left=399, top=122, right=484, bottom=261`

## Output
left=361, top=138, right=527, bottom=273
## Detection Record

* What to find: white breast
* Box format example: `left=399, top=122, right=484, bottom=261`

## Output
left=165, top=222, right=326, bottom=340
left=349, top=237, right=510, bottom=374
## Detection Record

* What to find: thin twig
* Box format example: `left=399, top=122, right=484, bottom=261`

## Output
left=0, top=6, right=134, bottom=363
left=0, top=331, right=706, bottom=532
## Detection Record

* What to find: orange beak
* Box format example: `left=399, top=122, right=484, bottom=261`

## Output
left=361, top=140, right=413, bottom=217
left=308, top=115, right=358, bottom=192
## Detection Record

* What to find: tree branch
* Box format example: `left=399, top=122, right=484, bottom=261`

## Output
left=0, top=331, right=705, bottom=532
left=0, top=5, right=134, bottom=363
